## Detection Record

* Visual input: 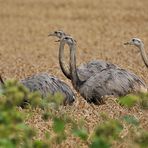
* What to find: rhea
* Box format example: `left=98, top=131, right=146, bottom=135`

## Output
left=59, top=36, right=147, bottom=104
left=20, top=73, right=75, bottom=105
left=0, top=74, right=75, bottom=106
left=49, top=30, right=118, bottom=81
left=124, top=38, right=148, bottom=68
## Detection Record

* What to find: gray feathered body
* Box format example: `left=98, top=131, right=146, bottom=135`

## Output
left=20, top=73, right=75, bottom=105
left=77, top=60, right=118, bottom=81
left=78, top=67, right=147, bottom=104
left=59, top=36, right=147, bottom=105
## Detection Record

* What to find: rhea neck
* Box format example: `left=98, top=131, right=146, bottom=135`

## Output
left=59, top=41, right=71, bottom=79
left=69, top=43, right=84, bottom=90
left=138, top=43, right=148, bottom=68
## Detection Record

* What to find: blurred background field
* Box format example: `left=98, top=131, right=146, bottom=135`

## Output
left=0, top=0, right=148, bottom=147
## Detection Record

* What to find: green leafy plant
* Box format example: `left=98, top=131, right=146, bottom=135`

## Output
left=118, top=94, right=139, bottom=107
left=0, top=80, right=37, bottom=147
left=90, top=138, right=110, bottom=148
left=135, top=131, right=148, bottom=148
left=0, top=79, right=147, bottom=148
left=96, top=120, right=123, bottom=140
left=137, top=92, right=148, bottom=109
left=118, top=92, right=148, bottom=109
left=72, top=127, right=88, bottom=141
left=122, top=115, right=139, bottom=126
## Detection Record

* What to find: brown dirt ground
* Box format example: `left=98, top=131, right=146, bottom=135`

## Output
left=0, top=0, right=148, bottom=147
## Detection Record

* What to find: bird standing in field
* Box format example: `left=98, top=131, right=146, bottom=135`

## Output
left=59, top=35, right=147, bottom=104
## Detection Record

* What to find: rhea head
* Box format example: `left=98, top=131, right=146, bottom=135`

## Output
left=60, top=36, right=77, bottom=47
left=48, top=30, right=66, bottom=39
left=124, top=38, right=144, bottom=48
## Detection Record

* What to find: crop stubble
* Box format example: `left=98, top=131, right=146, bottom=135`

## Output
left=0, top=0, right=148, bottom=147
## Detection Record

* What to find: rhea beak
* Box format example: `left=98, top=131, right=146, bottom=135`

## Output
left=55, top=39, right=60, bottom=42
left=48, top=33, right=59, bottom=42
left=124, top=41, right=130, bottom=45
left=48, top=33, right=55, bottom=37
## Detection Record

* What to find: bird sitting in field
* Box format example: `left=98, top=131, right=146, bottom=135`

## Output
left=58, top=35, right=147, bottom=105
left=0, top=31, right=75, bottom=106
left=20, top=72, right=75, bottom=105
left=49, top=30, right=119, bottom=82
left=0, top=73, right=75, bottom=106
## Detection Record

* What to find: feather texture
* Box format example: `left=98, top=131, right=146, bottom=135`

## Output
left=60, top=35, right=147, bottom=105
left=21, top=73, right=75, bottom=105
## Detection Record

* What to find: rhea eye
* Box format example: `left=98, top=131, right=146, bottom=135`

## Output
left=132, top=39, right=135, bottom=42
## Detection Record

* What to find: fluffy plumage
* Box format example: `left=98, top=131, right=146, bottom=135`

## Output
left=21, top=73, right=75, bottom=105
left=60, top=36, right=147, bottom=105
left=49, top=30, right=118, bottom=81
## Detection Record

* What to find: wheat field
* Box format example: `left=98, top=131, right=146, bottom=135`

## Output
left=0, top=0, right=148, bottom=147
